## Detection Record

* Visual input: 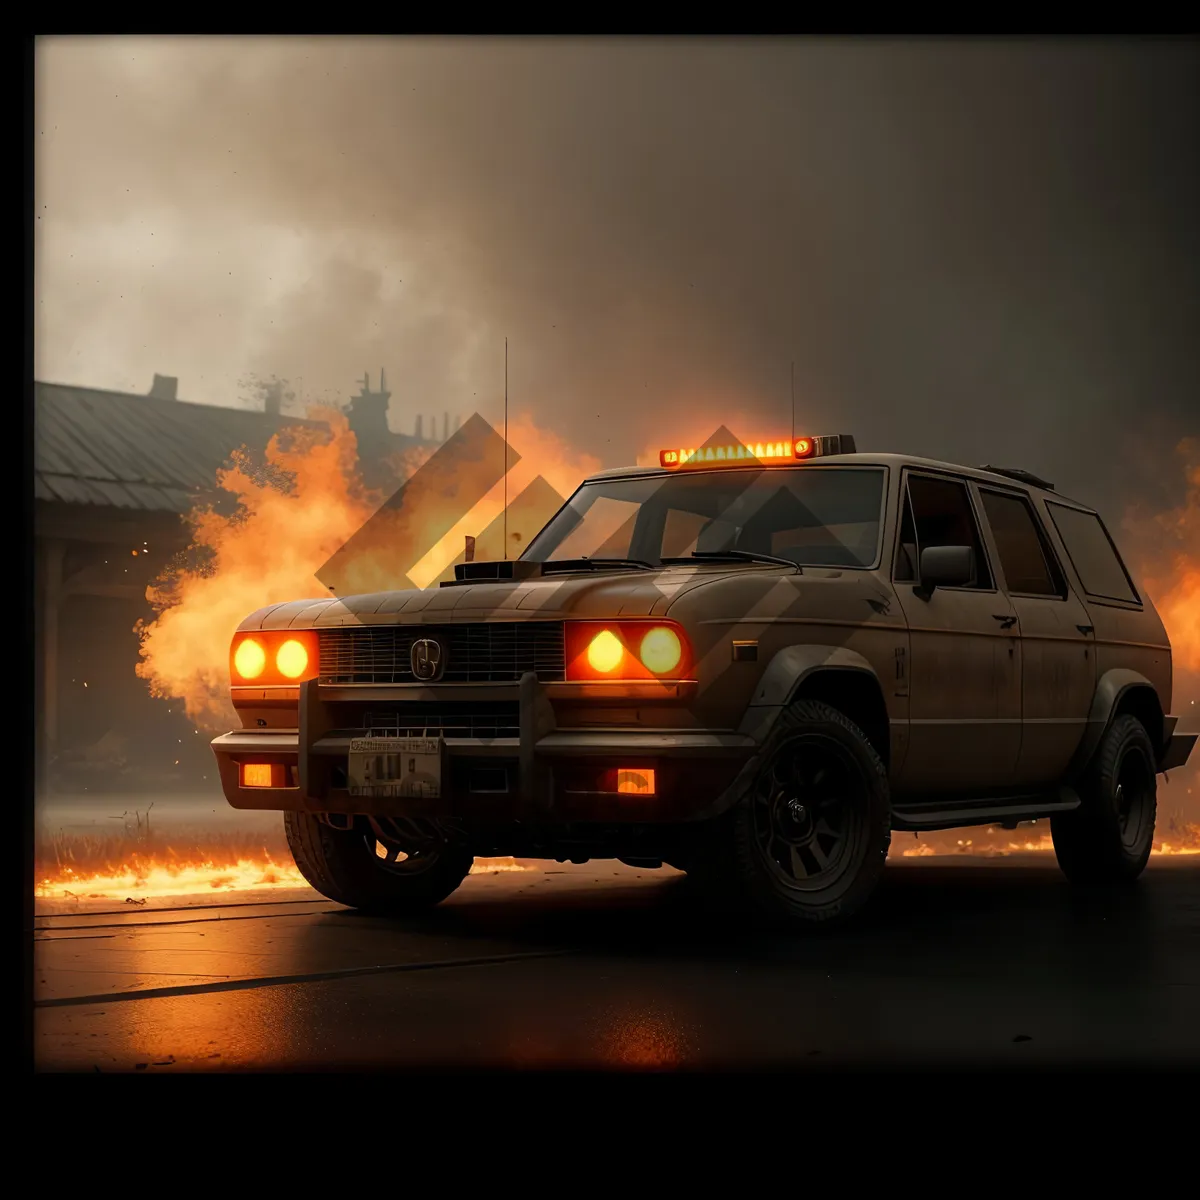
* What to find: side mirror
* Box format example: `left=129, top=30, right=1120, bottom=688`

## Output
left=915, top=544, right=975, bottom=600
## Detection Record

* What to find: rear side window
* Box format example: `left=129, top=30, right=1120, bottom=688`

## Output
left=979, top=490, right=1065, bottom=597
left=1046, top=503, right=1139, bottom=603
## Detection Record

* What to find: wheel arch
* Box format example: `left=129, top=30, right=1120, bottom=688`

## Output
left=738, top=645, right=890, bottom=767
left=1065, top=668, right=1166, bottom=781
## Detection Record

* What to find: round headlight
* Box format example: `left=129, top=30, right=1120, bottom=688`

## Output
left=586, top=629, right=624, bottom=674
left=639, top=626, right=682, bottom=674
left=233, top=637, right=266, bottom=680
left=276, top=639, right=309, bottom=679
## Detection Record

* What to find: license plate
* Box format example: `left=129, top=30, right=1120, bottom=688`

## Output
left=347, top=737, right=443, bottom=799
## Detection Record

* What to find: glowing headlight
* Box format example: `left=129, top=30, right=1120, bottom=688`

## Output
left=586, top=629, right=625, bottom=674
left=276, top=639, right=309, bottom=679
left=639, top=627, right=682, bottom=674
left=233, top=637, right=266, bottom=680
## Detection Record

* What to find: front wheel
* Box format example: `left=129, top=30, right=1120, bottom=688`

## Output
left=1051, top=714, right=1157, bottom=884
left=284, top=812, right=473, bottom=913
left=689, top=700, right=892, bottom=928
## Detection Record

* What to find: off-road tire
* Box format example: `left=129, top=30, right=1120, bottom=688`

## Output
left=284, top=812, right=474, bottom=913
left=1051, top=713, right=1157, bottom=884
left=687, top=699, right=891, bottom=929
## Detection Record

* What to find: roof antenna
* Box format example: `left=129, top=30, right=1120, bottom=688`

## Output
left=790, top=360, right=795, bottom=450
left=503, top=338, right=509, bottom=560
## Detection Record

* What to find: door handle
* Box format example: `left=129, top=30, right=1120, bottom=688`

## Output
left=1077, top=624, right=1094, bottom=635
left=992, top=614, right=1017, bottom=630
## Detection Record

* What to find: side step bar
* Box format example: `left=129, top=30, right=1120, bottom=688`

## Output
left=892, top=788, right=1080, bottom=833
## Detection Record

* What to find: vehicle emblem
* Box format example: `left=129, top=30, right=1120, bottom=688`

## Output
left=410, top=638, right=445, bottom=682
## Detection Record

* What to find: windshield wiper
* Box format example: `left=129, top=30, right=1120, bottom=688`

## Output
left=662, top=550, right=803, bottom=571
left=541, top=557, right=656, bottom=573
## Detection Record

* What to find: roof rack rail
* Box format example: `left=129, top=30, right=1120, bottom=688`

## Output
left=979, top=465, right=1055, bottom=491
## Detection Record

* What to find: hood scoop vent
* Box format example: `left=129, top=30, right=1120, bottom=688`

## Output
left=444, top=559, right=543, bottom=587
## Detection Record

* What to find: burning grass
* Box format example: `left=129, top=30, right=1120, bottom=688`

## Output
left=35, top=808, right=1197, bottom=905
left=34, top=806, right=526, bottom=902
left=36, top=822, right=305, bottom=901
left=898, top=817, right=1200, bottom=858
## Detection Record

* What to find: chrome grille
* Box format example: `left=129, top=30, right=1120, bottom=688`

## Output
left=362, top=703, right=520, bottom=740
left=318, top=622, right=565, bottom=685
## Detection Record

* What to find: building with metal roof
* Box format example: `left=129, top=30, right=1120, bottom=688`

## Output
left=33, top=371, right=452, bottom=792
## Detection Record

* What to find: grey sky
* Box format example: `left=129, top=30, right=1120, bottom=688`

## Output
left=34, top=36, right=1200, bottom=510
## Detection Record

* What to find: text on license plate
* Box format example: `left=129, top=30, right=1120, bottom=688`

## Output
left=347, top=737, right=442, bottom=798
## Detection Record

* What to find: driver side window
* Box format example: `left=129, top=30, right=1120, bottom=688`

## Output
left=893, top=474, right=993, bottom=589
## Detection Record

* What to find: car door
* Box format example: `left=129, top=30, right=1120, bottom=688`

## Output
left=892, top=470, right=1021, bottom=794
left=975, top=485, right=1097, bottom=788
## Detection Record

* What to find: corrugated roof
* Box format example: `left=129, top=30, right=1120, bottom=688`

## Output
left=34, top=381, right=429, bottom=514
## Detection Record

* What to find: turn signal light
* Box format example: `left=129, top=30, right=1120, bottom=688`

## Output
left=617, top=768, right=655, bottom=795
left=230, top=630, right=319, bottom=685
left=241, top=762, right=286, bottom=788
left=565, top=621, right=692, bottom=682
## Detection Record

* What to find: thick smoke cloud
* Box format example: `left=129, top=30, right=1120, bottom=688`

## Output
left=34, top=37, right=1199, bottom=510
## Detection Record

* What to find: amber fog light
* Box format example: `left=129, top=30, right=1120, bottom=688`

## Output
left=241, top=763, right=285, bottom=788
left=617, top=768, right=655, bottom=795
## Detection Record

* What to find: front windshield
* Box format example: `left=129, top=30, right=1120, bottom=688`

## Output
left=522, top=466, right=886, bottom=569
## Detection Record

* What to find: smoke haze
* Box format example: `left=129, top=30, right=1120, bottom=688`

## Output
left=35, top=36, right=1200, bottom=510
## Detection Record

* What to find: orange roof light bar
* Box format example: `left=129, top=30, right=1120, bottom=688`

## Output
left=658, top=433, right=854, bottom=469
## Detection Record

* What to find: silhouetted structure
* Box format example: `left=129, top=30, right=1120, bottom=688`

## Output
left=33, top=370, right=442, bottom=792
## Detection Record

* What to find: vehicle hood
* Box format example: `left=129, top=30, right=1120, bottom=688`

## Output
left=237, top=564, right=756, bottom=631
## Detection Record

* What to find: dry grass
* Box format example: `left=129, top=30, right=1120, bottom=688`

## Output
left=35, top=804, right=295, bottom=891
left=33, top=807, right=530, bottom=899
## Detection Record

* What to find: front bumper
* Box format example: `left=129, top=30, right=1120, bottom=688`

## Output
left=212, top=674, right=754, bottom=823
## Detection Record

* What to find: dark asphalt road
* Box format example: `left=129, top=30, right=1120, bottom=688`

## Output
left=33, top=857, right=1200, bottom=1070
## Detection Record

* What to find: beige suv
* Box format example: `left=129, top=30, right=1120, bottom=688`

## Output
left=212, top=433, right=1196, bottom=928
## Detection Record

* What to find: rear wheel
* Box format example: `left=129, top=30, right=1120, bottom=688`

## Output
left=688, top=700, right=891, bottom=928
left=284, top=812, right=473, bottom=913
left=1051, top=714, right=1157, bottom=884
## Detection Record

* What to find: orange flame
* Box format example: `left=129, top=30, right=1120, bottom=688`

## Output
left=1123, top=438, right=1200, bottom=826
left=34, top=852, right=528, bottom=903
left=135, top=409, right=381, bottom=726
left=407, top=414, right=602, bottom=587
left=135, top=408, right=600, bottom=727
left=895, top=827, right=1200, bottom=858
left=1128, top=438, right=1200, bottom=675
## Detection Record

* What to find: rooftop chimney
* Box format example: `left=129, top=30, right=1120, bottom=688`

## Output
left=149, top=374, right=178, bottom=401
left=263, top=379, right=283, bottom=417
left=346, top=370, right=392, bottom=473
